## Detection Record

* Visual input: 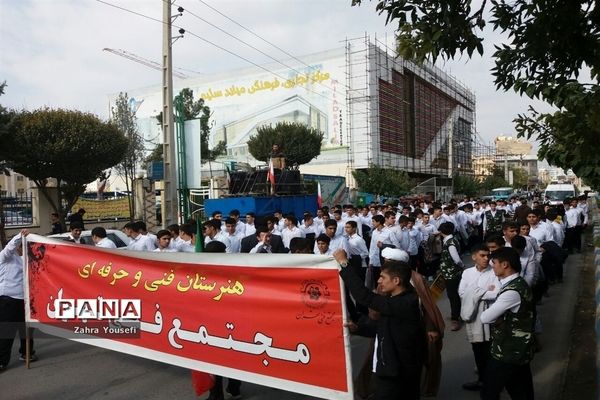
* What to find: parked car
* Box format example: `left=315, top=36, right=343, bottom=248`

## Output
left=49, top=229, right=131, bottom=248
left=2, top=210, right=33, bottom=226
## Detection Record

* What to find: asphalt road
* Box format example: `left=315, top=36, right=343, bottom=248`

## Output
left=2, top=250, right=586, bottom=400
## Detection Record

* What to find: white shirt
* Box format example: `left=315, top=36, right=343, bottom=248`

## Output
left=343, top=215, right=363, bottom=237
left=0, top=234, right=24, bottom=299
left=459, top=264, right=501, bottom=342
left=143, top=233, right=157, bottom=250
left=177, top=239, right=195, bottom=253
left=550, top=220, right=565, bottom=247
left=226, top=232, right=243, bottom=253
left=564, top=207, right=583, bottom=228
left=529, top=222, right=554, bottom=246
left=347, top=233, right=369, bottom=261
left=418, top=223, right=436, bottom=242
left=244, top=223, right=256, bottom=237
left=369, top=227, right=391, bottom=267
left=480, top=273, right=522, bottom=324
left=127, top=234, right=155, bottom=251
left=315, top=234, right=349, bottom=255
left=205, top=232, right=232, bottom=253
left=577, top=202, right=589, bottom=224
left=281, top=226, right=305, bottom=249
left=406, top=227, right=422, bottom=256
left=96, top=237, right=117, bottom=249
left=300, top=222, right=322, bottom=238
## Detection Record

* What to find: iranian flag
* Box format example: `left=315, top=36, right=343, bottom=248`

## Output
left=317, top=181, right=323, bottom=208
left=267, top=159, right=276, bottom=187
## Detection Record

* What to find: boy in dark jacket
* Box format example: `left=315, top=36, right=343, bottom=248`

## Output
left=335, top=249, right=424, bottom=400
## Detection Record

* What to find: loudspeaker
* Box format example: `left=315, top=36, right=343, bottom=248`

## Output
left=229, top=171, right=247, bottom=194
left=277, top=170, right=301, bottom=194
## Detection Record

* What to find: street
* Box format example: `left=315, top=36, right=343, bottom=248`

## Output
left=1, top=249, right=588, bottom=400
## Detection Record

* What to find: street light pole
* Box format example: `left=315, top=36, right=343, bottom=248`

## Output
left=162, top=1, right=178, bottom=227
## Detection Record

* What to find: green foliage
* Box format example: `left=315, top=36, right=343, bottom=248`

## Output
left=510, top=167, right=528, bottom=189
left=111, top=92, right=144, bottom=220
left=1, top=108, right=128, bottom=223
left=453, top=174, right=480, bottom=197
left=143, top=143, right=163, bottom=169
left=481, top=175, right=509, bottom=193
left=353, top=0, right=600, bottom=189
left=352, top=165, right=412, bottom=197
left=247, top=122, right=324, bottom=166
left=175, top=88, right=226, bottom=163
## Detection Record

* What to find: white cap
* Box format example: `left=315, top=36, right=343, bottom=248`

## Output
left=381, top=247, right=409, bottom=262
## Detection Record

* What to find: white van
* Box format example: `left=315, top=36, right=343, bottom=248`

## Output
left=543, top=183, right=578, bottom=205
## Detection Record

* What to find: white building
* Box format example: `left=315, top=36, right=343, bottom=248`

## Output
left=117, top=37, right=476, bottom=188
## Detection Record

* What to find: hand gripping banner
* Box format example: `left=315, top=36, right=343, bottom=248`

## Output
left=23, top=235, right=353, bottom=400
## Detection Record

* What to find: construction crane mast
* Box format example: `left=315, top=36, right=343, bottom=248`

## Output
left=103, top=48, right=190, bottom=79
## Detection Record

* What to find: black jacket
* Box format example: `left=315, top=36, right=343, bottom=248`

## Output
left=339, top=266, right=424, bottom=378
left=240, top=233, right=286, bottom=253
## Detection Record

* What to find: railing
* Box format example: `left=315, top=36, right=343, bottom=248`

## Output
left=0, top=191, right=34, bottom=227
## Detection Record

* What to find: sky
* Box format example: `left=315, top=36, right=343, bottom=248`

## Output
left=0, top=0, right=554, bottom=149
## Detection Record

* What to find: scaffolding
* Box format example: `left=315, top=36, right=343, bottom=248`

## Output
left=345, top=35, right=478, bottom=184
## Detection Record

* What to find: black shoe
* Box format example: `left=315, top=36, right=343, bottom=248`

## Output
left=0, top=365, right=6, bottom=373
left=462, top=381, right=483, bottom=391
left=19, top=353, right=38, bottom=362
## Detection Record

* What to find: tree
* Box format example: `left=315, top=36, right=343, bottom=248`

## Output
left=352, top=165, right=412, bottom=197
left=247, top=122, right=324, bottom=166
left=111, top=92, right=144, bottom=220
left=480, top=165, right=509, bottom=192
left=453, top=174, right=480, bottom=197
left=352, top=0, right=600, bottom=187
left=0, top=81, right=12, bottom=245
left=0, top=108, right=128, bottom=229
left=142, top=143, right=163, bottom=169
left=175, top=88, right=226, bottom=165
left=510, top=167, right=528, bottom=189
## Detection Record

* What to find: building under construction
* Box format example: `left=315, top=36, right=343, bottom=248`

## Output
left=124, top=35, right=477, bottom=193
left=344, top=35, right=476, bottom=183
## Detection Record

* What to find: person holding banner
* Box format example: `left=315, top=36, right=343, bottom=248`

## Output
left=334, top=249, right=424, bottom=400
left=0, top=229, right=37, bottom=372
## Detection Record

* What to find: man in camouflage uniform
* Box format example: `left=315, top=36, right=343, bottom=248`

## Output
left=480, top=247, right=534, bottom=400
left=438, top=222, right=465, bottom=331
left=483, top=201, right=505, bottom=240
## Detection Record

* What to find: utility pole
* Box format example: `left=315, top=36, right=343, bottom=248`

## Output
left=162, top=1, right=178, bottom=227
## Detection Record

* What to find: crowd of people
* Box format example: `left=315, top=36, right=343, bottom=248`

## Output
left=0, top=193, right=590, bottom=400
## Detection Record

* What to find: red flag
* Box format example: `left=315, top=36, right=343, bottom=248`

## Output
left=267, top=159, right=276, bottom=187
left=191, top=370, right=215, bottom=395
left=317, top=182, right=323, bottom=208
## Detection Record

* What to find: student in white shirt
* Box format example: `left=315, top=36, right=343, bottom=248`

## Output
left=124, top=221, right=155, bottom=252
left=154, top=229, right=176, bottom=252
left=315, top=233, right=333, bottom=256
left=458, top=244, right=500, bottom=391
left=244, top=212, right=257, bottom=237
left=281, top=215, right=305, bottom=250
left=203, top=219, right=231, bottom=253
left=92, top=227, right=117, bottom=249
left=224, top=218, right=243, bottom=253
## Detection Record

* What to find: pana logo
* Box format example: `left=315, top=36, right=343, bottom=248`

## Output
left=54, top=298, right=141, bottom=320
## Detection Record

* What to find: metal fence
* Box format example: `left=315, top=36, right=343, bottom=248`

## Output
left=0, top=191, right=34, bottom=226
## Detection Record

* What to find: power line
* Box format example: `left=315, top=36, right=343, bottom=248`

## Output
left=96, top=0, right=337, bottom=103
left=195, top=0, right=325, bottom=73
left=194, top=0, right=353, bottom=91
left=177, top=1, right=342, bottom=95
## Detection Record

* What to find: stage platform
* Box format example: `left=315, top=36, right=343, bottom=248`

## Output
left=204, top=195, right=318, bottom=219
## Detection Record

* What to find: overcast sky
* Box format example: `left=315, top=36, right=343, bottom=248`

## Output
left=0, top=0, right=553, bottom=149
